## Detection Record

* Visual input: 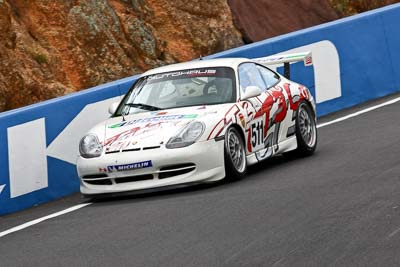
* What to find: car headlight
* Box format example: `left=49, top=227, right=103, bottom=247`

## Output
left=79, top=134, right=103, bottom=158
left=166, top=121, right=205, bottom=149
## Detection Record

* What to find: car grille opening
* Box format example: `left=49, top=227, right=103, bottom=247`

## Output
left=82, top=174, right=111, bottom=185
left=82, top=174, right=108, bottom=179
left=84, top=179, right=112, bottom=185
left=159, top=163, right=196, bottom=179
left=115, top=174, right=153, bottom=184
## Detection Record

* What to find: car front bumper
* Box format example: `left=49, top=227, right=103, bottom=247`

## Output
left=76, top=139, right=225, bottom=196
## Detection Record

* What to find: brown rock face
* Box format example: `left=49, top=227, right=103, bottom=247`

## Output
left=0, top=0, right=243, bottom=112
left=1, top=0, right=396, bottom=112
left=329, top=0, right=399, bottom=16
left=228, top=0, right=340, bottom=43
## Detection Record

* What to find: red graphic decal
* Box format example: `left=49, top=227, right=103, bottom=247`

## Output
left=241, top=82, right=312, bottom=155
left=252, top=87, right=286, bottom=137
left=105, top=127, right=140, bottom=146
left=305, top=56, right=312, bottom=65
left=282, top=83, right=300, bottom=111
left=269, top=87, right=287, bottom=123
left=239, top=113, right=245, bottom=128
left=247, top=128, right=253, bottom=153
left=299, top=85, right=310, bottom=100
left=104, top=122, right=166, bottom=151
left=244, top=100, right=257, bottom=122
left=207, top=105, right=240, bottom=140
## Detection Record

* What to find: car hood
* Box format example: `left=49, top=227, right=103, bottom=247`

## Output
left=93, top=104, right=235, bottom=152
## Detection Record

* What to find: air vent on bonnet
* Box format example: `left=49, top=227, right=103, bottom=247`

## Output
left=105, top=146, right=160, bottom=154
left=143, top=146, right=161, bottom=150
left=105, top=150, right=120, bottom=154
left=122, top=148, right=141, bottom=152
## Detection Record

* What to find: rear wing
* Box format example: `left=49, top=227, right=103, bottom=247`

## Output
left=253, top=51, right=312, bottom=79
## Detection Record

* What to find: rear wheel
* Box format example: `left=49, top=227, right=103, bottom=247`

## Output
left=294, top=102, right=317, bottom=156
left=224, top=127, right=247, bottom=180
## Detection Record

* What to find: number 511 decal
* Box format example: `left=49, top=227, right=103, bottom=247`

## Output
left=251, top=115, right=265, bottom=151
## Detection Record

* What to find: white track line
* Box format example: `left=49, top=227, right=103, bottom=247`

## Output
left=317, top=96, right=400, bottom=128
left=0, top=203, right=92, bottom=238
left=1, top=95, right=400, bottom=239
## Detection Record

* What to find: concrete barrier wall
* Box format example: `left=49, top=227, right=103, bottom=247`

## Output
left=1, top=4, right=399, bottom=215
left=0, top=78, right=136, bottom=215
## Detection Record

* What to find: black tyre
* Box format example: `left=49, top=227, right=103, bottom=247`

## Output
left=294, top=101, right=317, bottom=156
left=224, top=127, right=247, bottom=180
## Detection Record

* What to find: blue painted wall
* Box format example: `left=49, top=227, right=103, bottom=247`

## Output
left=1, top=4, right=399, bottom=215
left=0, top=78, right=136, bottom=215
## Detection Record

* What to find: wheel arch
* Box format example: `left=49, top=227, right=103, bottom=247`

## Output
left=227, top=123, right=246, bottom=145
left=303, top=99, right=316, bottom=119
left=223, top=123, right=247, bottom=180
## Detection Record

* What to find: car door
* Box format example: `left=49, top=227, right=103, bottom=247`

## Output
left=256, top=64, right=293, bottom=155
left=238, top=63, right=270, bottom=155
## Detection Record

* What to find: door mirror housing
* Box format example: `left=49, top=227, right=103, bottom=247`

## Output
left=108, top=102, right=119, bottom=115
left=241, top=86, right=263, bottom=100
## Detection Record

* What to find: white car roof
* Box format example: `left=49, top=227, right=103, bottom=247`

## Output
left=141, top=58, right=250, bottom=77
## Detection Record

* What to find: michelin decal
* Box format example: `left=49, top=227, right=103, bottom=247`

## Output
left=107, top=160, right=153, bottom=172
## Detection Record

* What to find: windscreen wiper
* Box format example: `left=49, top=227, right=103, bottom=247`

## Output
left=125, top=103, right=162, bottom=111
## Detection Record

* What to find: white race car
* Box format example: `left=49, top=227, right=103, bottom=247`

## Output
left=77, top=52, right=317, bottom=197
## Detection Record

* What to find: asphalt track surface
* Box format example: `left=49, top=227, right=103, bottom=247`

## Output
left=1, top=93, right=400, bottom=266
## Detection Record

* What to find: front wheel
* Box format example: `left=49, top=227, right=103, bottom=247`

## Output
left=294, top=102, right=318, bottom=156
left=224, top=127, right=247, bottom=180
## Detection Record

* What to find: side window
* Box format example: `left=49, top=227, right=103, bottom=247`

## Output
left=238, top=63, right=266, bottom=92
left=256, top=65, right=280, bottom=89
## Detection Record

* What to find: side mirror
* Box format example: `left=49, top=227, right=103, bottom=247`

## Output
left=108, top=102, right=119, bottom=115
left=241, top=86, right=262, bottom=100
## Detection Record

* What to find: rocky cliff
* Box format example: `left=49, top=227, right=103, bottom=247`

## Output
left=0, top=0, right=242, bottom=111
left=228, top=0, right=340, bottom=43
left=0, top=0, right=398, bottom=112
left=329, top=0, right=398, bottom=16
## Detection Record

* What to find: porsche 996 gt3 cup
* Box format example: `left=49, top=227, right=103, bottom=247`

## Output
left=77, top=52, right=317, bottom=197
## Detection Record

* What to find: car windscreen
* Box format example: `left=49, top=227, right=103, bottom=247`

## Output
left=115, top=67, right=236, bottom=116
